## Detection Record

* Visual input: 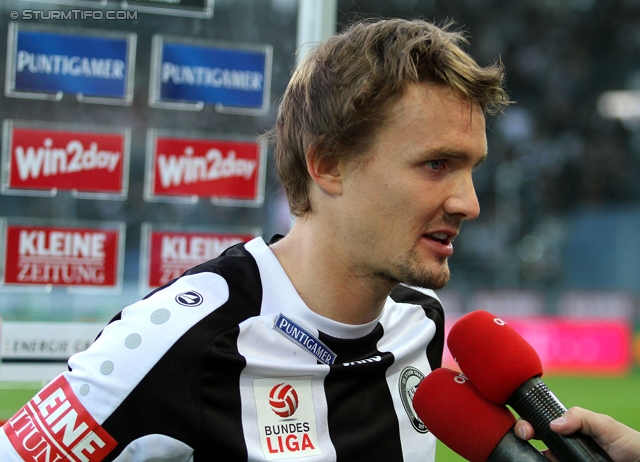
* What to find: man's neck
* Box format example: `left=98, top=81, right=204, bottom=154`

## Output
left=269, top=220, right=395, bottom=325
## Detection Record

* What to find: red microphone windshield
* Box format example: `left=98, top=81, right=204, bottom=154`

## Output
left=447, top=310, right=543, bottom=404
left=413, top=368, right=516, bottom=462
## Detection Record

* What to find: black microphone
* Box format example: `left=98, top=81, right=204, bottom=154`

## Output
left=447, top=310, right=613, bottom=462
left=413, top=367, right=547, bottom=462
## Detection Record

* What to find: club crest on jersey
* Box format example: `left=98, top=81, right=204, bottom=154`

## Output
left=175, top=290, right=203, bottom=306
left=273, top=314, right=336, bottom=365
left=254, top=376, right=322, bottom=460
left=399, top=366, right=429, bottom=433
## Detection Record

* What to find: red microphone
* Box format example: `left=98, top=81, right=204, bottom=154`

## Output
left=413, top=367, right=546, bottom=462
left=447, top=310, right=612, bottom=462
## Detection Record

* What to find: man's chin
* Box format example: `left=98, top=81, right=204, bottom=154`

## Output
left=412, top=272, right=450, bottom=290
left=396, top=265, right=450, bottom=290
left=379, top=253, right=451, bottom=290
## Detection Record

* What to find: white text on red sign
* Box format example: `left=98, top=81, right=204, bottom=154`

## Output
left=157, top=147, right=256, bottom=188
left=4, top=375, right=117, bottom=461
left=14, top=138, right=121, bottom=180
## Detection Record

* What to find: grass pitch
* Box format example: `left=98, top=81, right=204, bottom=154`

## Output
left=0, top=381, right=43, bottom=423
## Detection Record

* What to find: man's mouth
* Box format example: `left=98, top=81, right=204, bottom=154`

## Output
left=423, top=232, right=454, bottom=246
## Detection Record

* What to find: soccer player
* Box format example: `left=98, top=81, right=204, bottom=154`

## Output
left=0, top=18, right=509, bottom=461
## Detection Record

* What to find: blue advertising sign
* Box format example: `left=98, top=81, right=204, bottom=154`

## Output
left=6, top=24, right=136, bottom=105
left=150, top=35, right=272, bottom=114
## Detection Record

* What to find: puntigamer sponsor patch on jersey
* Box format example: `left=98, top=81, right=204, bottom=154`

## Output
left=3, top=375, right=117, bottom=461
left=273, top=314, right=336, bottom=365
left=254, top=376, right=322, bottom=460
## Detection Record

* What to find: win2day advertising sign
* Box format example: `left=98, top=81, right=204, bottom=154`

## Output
left=2, top=121, right=129, bottom=199
left=144, top=130, right=265, bottom=205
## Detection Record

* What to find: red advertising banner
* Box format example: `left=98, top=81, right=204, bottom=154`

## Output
left=143, top=227, right=256, bottom=288
left=2, top=224, right=122, bottom=289
left=4, top=375, right=117, bottom=461
left=145, top=131, right=264, bottom=204
left=2, top=121, right=129, bottom=198
left=443, top=316, right=632, bottom=375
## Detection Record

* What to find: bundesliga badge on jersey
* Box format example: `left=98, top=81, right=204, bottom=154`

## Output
left=253, top=376, right=322, bottom=460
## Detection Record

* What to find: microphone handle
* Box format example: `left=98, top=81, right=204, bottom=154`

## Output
left=487, top=427, right=548, bottom=462
left=509, top=377, right=613, bottom=462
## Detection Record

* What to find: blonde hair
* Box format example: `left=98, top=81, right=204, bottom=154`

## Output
left=269, top=18, right=510, bottom=217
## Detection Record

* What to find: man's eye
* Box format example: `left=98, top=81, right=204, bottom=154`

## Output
left=426, top=160, right=445, bottom=170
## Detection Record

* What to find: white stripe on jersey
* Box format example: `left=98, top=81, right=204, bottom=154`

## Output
left=0, top=427, right=22, bottom=461
left=112, top=434, right=194, bottom=461
left=237, top=314, right=335, bottom=461
left=378, top=297, right=438, bottom=462
left=65, top=272, right=229, bottom=424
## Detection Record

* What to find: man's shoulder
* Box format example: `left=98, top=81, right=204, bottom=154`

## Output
left=389, top=284, right=443, bottom=313
left=388, top=284, right=445, bottom=330
left=136, top=239, right=266, bottom=325
left=144, top=237, right=264, bottom=300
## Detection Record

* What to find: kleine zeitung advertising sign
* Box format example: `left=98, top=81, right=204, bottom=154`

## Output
left=1, top=221, right=124, bottom=290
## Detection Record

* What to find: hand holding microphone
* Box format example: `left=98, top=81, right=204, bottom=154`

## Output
left=447, top=310, right=613, bottom=462
left=516, top=407, right=640, bottom=462
left=412, top=367, right=546, bottom=462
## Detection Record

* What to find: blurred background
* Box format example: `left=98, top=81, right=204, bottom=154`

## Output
left=1, top=0, right=639, bottom=459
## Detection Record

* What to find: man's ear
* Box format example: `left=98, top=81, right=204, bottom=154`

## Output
left=306, top=147, right=343, bottom=196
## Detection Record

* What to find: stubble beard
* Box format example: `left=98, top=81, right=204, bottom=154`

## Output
left=377, top=247, right=451, bottom=290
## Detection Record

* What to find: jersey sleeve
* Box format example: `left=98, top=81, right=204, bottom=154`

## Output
left=0, top=271, right=230, bottom=462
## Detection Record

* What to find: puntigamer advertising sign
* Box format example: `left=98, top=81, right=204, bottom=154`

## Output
left=149, top=35, right=271, bottom=113
left=5, top=23, right=136, bottom=104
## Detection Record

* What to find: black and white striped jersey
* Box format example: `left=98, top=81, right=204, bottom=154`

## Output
left=0, top=237, right=445, bottom=462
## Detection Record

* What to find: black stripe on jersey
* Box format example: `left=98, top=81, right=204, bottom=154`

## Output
left=390, top=284, right=445, bottom=370
left=100, top=243, right=260, bottom=461
left=320, top=324, right=404, bottom=462
left=199, top=324, right=247, bottom=461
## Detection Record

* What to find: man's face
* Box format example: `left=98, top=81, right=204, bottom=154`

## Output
left=336, top=82, right=487, bottom=290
